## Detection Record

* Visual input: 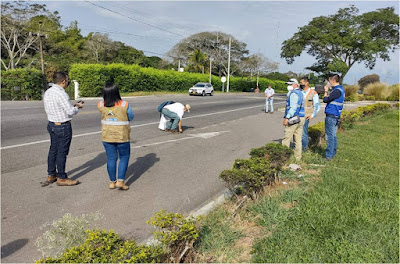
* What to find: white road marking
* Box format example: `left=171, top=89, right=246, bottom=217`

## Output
left=1, top=103, right=284, bottom=150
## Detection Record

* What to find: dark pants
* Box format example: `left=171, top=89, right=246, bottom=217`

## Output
left=302, top=118, right=310, bottom=152
left=47, top=122, right=72, bottom=179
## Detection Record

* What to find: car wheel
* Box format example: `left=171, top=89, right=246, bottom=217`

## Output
left=210, top=90, right=214, bottom=96
left=202, top=91, right=206, bottom=96
left=189, top=94, right=193, bottom=96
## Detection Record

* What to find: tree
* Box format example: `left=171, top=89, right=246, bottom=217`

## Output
left=83, top=32, right=116, bottom=63
left=1, top=1, right=59, bottom=70
left=239, top=53, right=279, bottom=77
left=167, top=31, right=248, bottom=76
left=281, top=5, right=399, bottom=80
left=187, top=49, right=207, bottom=73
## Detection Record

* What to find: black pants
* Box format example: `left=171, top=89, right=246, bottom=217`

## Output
left=47, top=122, right=72, bottom=179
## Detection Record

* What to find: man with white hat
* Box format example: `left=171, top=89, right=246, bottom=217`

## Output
left=161, top=102, right=191, bottom=133
left=282, top=78, right=305, bottom=161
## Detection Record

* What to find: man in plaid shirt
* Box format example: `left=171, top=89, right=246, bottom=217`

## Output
left=43, top=72, right=84, bottom=186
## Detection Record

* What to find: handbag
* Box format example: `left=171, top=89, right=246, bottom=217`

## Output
left=288, top=115, right=300, bottom=125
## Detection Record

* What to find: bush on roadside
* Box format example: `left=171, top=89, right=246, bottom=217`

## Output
left=308, top=122, right=326, bottom=148
left=249, top=143, right=293, bottom=169
left=386, top=84, right=399, bottom=101
left=358, top=74, right=380, bottom=91
left=220, top=158, right=276, bottom=199
left=69, top=63, right=287, bottom=97
left=36, top=230, right=164, bottom=263
left=344, top=85, right=359, bottom=100
left=147, top=210, right=202, bottom=263
left=35, top=212, right=103, bottom=258
left=363, top=82, right=390, bottom=100
left=1, top=68, right=43, bottom=100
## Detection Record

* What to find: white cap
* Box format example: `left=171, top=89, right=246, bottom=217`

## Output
left=285, top=78, right=299, bottom=85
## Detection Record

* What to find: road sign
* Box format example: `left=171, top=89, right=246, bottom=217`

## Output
left=221, top=76, right=226, bottom=83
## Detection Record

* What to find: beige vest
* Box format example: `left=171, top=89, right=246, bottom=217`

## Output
left=98, top=100, right=131, bottom=143
left=304, top=89, right=317, bottom=117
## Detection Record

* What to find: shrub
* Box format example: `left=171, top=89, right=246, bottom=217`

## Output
left=358, top=74, right=380, bottom=91
left=363, top=95, right=376, bottom=101
left=1, top=68, right=43, bottom=100
left=220, top=158, right=276, bottom=199
left=386, top=84, right=399, bottom=101
left=69, top=63, right=287, bottom=97
left=363, top=82, right=390, bottom=100
left=35, top=212, right=103, bottom=258
left=344, top=85, right=359, bottom=100
left=308, top=122, right=326, bottom=148
left=36, top=230, right=164, bottom=263
left=147, top=210, right=202, bottom=263
left=249, top=143, right=293, bottom=169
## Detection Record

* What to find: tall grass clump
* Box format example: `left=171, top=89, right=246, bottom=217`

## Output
left=363, top=82, right=390, bottom=100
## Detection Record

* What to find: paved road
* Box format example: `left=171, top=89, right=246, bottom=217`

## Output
left=1, top=93, right=288, bottom=262
left=1, top=93, right=374, bottom=262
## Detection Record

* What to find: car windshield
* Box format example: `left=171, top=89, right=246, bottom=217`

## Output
left=194, top=84, right=205, bottom=87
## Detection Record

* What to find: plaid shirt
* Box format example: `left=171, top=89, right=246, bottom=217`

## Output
left=43, top=84, right=78, bottom=122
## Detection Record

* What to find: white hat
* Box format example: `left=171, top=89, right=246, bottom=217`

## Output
left=185, top=104, right=191, bottom=112
left=285, top=78, right=299, bottom=85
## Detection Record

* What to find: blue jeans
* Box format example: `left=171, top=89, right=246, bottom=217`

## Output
left=302, top=118, right=310, bottom=151
left=47, top=122, right=72, bottom=179
left=161, top=108, right=180, bottom=130
left=265, top=98, right=274, bottom=112
left=325, top=115, right=339, bottom=159
left=102, top=142, right=131, bottom=182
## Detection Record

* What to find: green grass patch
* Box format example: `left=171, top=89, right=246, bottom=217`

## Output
left=252, top=110, right=399, bottom=263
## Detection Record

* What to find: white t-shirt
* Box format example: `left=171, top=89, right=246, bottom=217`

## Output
left=164, top=103, right=184, bottom=119
left=265, top=88, right=275, bottom=97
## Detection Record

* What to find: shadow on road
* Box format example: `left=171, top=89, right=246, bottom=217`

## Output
left=1, top=239, right=29, bottom=259
left=125, top=153, right=160, bottom=186
left=68, top=152, right=107, bottom=180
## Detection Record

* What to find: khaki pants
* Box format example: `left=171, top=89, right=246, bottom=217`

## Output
left=282, top=117, right=306, bottom=161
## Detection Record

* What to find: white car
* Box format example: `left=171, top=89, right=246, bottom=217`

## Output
left=189, top=82, right=214, bottom=96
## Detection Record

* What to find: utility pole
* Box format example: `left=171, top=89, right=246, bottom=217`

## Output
left=178, top=58, right=181, bottom=72
left=31, top=21, right=48, bottom=95
left=226, top=36, right=231, bottom=93
left=209, top=58, right=212, bottom=83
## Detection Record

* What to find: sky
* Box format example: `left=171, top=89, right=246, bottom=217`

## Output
left=33, top=0, right=399, bottom=84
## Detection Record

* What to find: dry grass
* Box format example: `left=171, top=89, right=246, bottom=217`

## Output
left=344, top=84, right=359, bottom=98
left=363, top=82, right=391, bottom=99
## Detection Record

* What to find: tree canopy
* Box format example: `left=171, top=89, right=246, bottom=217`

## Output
left=281, top=5, right=399, bottom=80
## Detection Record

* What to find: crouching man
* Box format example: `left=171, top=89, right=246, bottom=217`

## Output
left=161, top=102, right=191, bottom=133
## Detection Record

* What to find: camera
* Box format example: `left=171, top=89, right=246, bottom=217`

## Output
left=77, top=100, right=84, bottom=104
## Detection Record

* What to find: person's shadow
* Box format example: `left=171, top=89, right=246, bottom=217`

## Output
left=125, top=153, right=160, bottom=186
left=68, top=152, right=107, bottom=180
left=1, top=239, right=28, bottom=259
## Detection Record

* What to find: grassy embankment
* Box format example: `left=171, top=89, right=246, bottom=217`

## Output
left=195, top=109, right=399, bottom=263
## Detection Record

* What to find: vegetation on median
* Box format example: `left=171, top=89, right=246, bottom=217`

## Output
left=35, top=103, right=398, bottom=263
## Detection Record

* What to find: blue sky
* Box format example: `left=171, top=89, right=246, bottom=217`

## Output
left=38, top=1, right=399, bottom=84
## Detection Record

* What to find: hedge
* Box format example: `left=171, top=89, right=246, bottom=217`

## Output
left=1, top=68, right=43, bottom=100
left=307, top=103, right=392, bottom=148
left=69, top=63, right=287, bottom=97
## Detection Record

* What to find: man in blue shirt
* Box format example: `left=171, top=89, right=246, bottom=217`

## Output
left=323, top=73, right=345, bottom=160
left=282, top=78, right=305, bottom=161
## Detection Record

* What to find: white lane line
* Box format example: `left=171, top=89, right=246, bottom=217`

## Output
left=1, top=103, right=284, bottom=150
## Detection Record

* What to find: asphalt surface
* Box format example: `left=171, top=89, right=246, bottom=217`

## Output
left=0, top=93, right=373, bottom=262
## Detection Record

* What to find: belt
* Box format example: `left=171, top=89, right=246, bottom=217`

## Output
left=326, top=114, right=340, bottom=119
left=50, top=120, right=71, bottom=125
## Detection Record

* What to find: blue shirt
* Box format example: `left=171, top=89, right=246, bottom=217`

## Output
left=127, top=104, right=134, bottom=121
left=285, top=89, right=300, bottom=118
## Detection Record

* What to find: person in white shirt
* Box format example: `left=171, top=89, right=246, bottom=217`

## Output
left=264, top=84, right=275, bottom=113
left=161, top=102, right=191, bottom=133
left=43, top=72, right=83, bottom=186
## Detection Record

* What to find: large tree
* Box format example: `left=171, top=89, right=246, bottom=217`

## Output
left=281, top=6, right=399, bottom=80
left=167, top=31, right=249, bottom=76
left=1, top=1, right=59, bottom=70
left=239, top=53, right=279, bottom=77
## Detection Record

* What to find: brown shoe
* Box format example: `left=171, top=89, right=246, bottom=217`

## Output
left=56, top=178, right=79, bottom=186
left=115, top=180, right=129, bottom=190
left=170, top=130, right=178, bottom=134
left=46, top=176, right=57, bottom=184
left=165, top=128, right=171, bottom=132
left=109, top=181, right=116, bottom=189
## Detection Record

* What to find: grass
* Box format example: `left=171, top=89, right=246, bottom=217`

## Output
left=196, top=110, right=399, bottom=263
left=252, top=110, right=399, bottom=263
